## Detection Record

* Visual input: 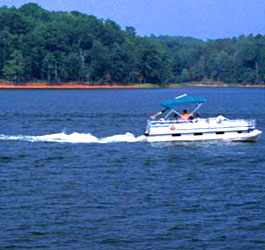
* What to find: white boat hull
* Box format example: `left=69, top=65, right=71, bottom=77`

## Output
left=145, top=117, right=262, bottom=143
left=145, top=129, right=262, bottom=142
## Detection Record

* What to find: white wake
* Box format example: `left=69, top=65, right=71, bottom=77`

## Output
left=0, top=132, right=147, bottom=144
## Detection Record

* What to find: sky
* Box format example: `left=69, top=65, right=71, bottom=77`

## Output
left=1, top=0, right=264, bottom=39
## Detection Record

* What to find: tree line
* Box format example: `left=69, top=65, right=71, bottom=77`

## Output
left=0, top=3, right=265, bottom=84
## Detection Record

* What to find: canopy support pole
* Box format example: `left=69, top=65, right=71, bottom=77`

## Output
left=191, top=103, right=203, bottom=114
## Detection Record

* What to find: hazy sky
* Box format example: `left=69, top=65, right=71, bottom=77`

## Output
left=2, top=0, right=264, bottom=39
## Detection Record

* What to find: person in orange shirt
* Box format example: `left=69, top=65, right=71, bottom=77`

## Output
left=180, top=110, right=191, bottom=120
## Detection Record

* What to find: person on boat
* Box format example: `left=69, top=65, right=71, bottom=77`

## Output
left=180, top=110, right=191, bottom=120
left=173, top=113, right=178, bottom=120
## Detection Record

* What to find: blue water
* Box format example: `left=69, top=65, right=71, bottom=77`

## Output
left=0, top=87, right=265, bottom=249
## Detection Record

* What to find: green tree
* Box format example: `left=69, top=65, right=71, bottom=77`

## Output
left=3, top=49, right=25, bottom=82
left=180, top=68, right=189, bottom=82
left=42, top=53, right=58, bottom=82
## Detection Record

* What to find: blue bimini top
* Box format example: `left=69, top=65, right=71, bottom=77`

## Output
left=161, top=96, right=206, bottom=109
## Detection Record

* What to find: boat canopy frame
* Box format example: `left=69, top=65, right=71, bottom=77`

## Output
left=151, top=94, right=207, bottom=120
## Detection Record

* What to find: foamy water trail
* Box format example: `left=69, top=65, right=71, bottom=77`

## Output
left=0, top=132, right=147, bottom=144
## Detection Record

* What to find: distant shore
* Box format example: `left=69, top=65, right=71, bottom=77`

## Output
left=0, top=83, right=157, bottom=89
left=0, top=82, right=264, bottom=89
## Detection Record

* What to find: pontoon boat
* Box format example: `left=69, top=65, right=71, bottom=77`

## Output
left=144, top=94, right=262, bottom=142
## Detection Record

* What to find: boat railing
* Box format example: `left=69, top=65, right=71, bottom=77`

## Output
left=148, top=118, right=204, bottom=125
left=221, top=119, right=256, bottom=127
left=148, top=118, right=256, bottom=127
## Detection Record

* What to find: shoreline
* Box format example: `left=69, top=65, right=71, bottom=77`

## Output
left=0, top=83, right=158, bottom=89
left=0, top=83, right=265, bottom=89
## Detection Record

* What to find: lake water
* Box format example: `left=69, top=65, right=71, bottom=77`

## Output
left=0, top=87, right=265, bottom=249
